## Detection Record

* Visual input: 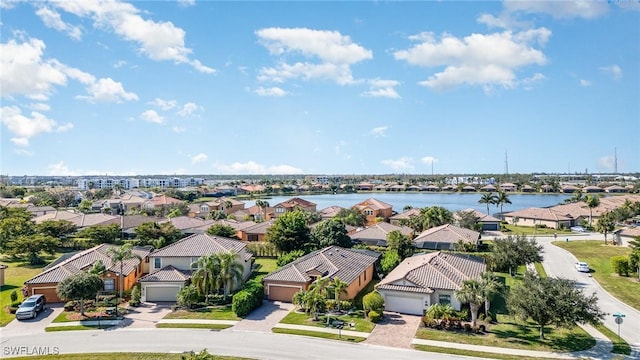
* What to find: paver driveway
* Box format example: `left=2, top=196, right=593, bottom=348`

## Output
left=1, top=303, right=63, bottom=335
left=119, top=302, right=172, bottom=328
left=364, top=312, right=422, bottom=348
left=231, top=300, right=293, bottom=332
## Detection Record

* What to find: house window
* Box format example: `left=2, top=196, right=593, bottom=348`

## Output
left=364, top=209, right=374, bottom=216
left=438, top=294, right=451, bottom=305
left=103, top=278, right=115, bottom=291
left=191, top=257, right=199, bottom=269
left=154, top=258, right=161, bottom=269
left=248, top=234, right=258, bottom=242
left=276, top=207, right=285, bottom=213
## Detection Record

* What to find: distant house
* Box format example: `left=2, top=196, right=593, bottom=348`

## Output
left=140, top=234, right=253, bottom=302
left=273, top=197, right=317, bottom=218
left=562, top=185, right=580, bottom=193
left=376, top=252, right=486, bottom=314
left=122, top=215, right=169, bottom=238
left=349, top=222, right=414, bottom=247
left=238, top=221, right=273, bottom=242
left=521, top=185, right=535, bottom=193
left=454, top=208, right=501, bottom=232
left=352, top=198, right=393, bottom=225
left=389, top=208, right=421, bottom=226
left=188, top=197, right=245, bottom=218
left=356, top=183, right=374, bottom=191
left=479, top=184, right=496, bottom=192
left=582, top=186, right=605, bottom=193
left=499, top=183, right=517, bottom=192
left=319, top=206, right=344, bottom=219
left=24, top=206, right=57, bottom=217
left=24, top=244, right=151, bottom=303
left=502, top=207, right=574, bottom=230
left=605, top=185, right=627, bottom=193
left=143, top=194, right=183, bottom=210
left=262, top=246, right=379, bottom=302
left=167, top=216, right=214, bottom=234
left=613, top=227, right=640, bottom=247
left=33, top=211, right=121, bottom=230
left=413, top=224, right=480, bottom=250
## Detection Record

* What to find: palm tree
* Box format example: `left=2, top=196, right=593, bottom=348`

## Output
left=217, top=251, right=244, bottom=301
left=478, top=193, right=498, bottom=215
left=595, top=212, right=615, bottom=245
left=454, top=279, right=485, bottom=327
left=255, top=200, right=269, bottom=221
left=496, top=191, right=512, bottom=214
left=106, top=243, right=141, bottom=314
left=479, top=272, right=502, bottom=316
left=191, top=254, right=221, bottom=296
left=310, top=277, right=332, bottom=298
left=331, top=277, right=349, bottom=312
left=585, top=194, right=600, bottom=227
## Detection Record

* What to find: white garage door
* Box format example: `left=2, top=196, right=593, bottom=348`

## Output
left=145, top=285, right=180, bottom=302
left=384, top=294, right=424, bottom=315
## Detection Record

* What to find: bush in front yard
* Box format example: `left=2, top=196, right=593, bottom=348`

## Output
left=232, top=280, right=264, bottom=317
left=362, top=290, right=384, bottom=315
left=368, top=310, right=382, bottom=323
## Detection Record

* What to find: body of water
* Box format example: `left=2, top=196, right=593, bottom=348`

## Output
left=243, top=192, right=572, bottom=216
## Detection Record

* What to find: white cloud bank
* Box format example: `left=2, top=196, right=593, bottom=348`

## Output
left=213, top=161, right=303, bottom=175
left=0, top=106, right=73, bottom=146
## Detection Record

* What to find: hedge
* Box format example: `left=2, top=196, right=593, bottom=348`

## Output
left=232, top=279, right=264, bottom=317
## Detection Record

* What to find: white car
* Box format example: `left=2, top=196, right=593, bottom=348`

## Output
left=575, top=262, right=590, bottom=272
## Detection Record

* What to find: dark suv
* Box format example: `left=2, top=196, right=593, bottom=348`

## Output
left=16, top=295, right=46, bottom=320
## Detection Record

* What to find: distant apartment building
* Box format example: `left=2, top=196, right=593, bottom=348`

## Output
left=77, top=177, right=204, bottom=190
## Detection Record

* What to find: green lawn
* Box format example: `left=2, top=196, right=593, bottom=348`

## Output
left=413, top=345, right=560, bottom=360
left=155, top=323, right=232, bottom=330
left=279, top=309, right=375, bottom=333
left=45, top=325, right=108, bottom=332
left=271, top=327, right=366, bottom=342
left=552, top=240, right=639, bottom=310
left=416, top=316, right=594, bottom=352
left=594, top=323, right=631, bottom=355
left=0, top=254, right=60, bottom=326
left=163, top=305, right=240, bottom=321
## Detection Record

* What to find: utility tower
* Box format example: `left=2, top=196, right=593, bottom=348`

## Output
left=504, top=150, right=509, bottom=175
left=614, top=147, right=618, bottom=174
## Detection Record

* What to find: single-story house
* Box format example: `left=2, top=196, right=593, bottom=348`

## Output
left=613, top=227, right=640, bottom=247
left=262, top=246, right=380, bottom=302
left=413, top=224, right=481, bottom=250
left=139, top=233, right=253, bottom=302
left=376, top=252, right=486, bottom=315
left=319, top=206, right=344, bottom=219
left=455, top=208, right=501, bottom=231
left=24, top=244, right=152, bottom=303
left=389, top=208, right=421, bottom=226
left=237, top=221, right=273, bottom=242
left=502, top=207, right=575, bottom=230
left=349, top=222, right=414, bottom=247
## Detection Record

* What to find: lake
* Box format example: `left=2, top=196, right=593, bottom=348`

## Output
left=243, top=192, right=572, bottom=215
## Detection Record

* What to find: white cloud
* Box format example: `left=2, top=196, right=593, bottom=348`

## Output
left=600, top=65, right=622, bottom=80
left=148, top=98, right=177, bottom=110
left=14, top=148, right=35, bottom=156
left=140, top=109, right=164, bottom=124
left=254, top=86, right=288, bottom=97
left=256, top=27, right=372, bottom=85
left=177, top=0, right=195, bottom=7
left=361, top=79, right=401, bottom=99
left=580, top=79, right=591, bottom=87
left=29, top=103, right=51, bottom=111
left=52, top=0, right=214, bottom=73
left=369, top=126, right=388, bottom=137
left=47, top=161, right=80, bottom=176
left=381, top=157, right=415, bottom=172
left=212, top=161, right=303, bottom=175
left=0, top=106, right=73, bottom=146
left=521, top=72, right=546, bottom=90
left=394, top=29, right=550, bottom=91
left=177, top=102, right=201, bottom=117
left=191, top=153, right=208, bottom=164
left=0, top=38, right=67, bottom=100
left=420, top=156, right=438, bottom=164
left=172, top=126, right=186, bottom=133
left=504, top=0, right=610, bottom=19
left=77, top=77, right=138, bottom=103
left=113, top=60, right=127, bottom=68
left=36, top=6, right=83, bottom=40
left=597, top=156, right=615, bottom=172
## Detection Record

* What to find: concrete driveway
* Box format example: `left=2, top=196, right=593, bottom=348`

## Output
left=118, top=302, right=172, bottom=328
left=1, top=303, right=64, bottom=335
left=231, top=300, right=293, bottom=332
left=364, top=312, right=422, bottom=348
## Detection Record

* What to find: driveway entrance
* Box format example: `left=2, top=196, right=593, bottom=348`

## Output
left=119, top=302, right=172, bottom=328
left=364, top=312, right=422, bottom=348
left=231, top=301, right=293, bottom=332
left=1, top=303, right=63, bottom=335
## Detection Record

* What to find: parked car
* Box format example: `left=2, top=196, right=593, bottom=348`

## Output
left=570, top=226, right=586, bottom=233
left=15, top=294, right=46, bottom=320
left=574, top=261, right=590, bottom=273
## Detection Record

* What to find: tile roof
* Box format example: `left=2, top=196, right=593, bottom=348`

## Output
left=377, top=252, right=486, bottom=293
left=138, top=265, right=192, bottom=282
left=455, top=208, right=501, bottom=223
left=503, top=207, right=574, bottom=221
left=352, top=198, right=393, bottom=211
left=262, top=246, right=379, bottom=284
left=319, top=206, right=344, bottom=218
left=25, top=244, right=151, bottom=284
left=240, top=221, right=273, bottom=235
left=122, top=215, right=168, bottom=230
left=33, top=211, right=120, bottom=228
left=389, top=208, right=421, bottom=220
left=275, top=197, right=317, bottom=209
left=150, top=233, right=251, bottom=261
left=349, top=223, right=413, bottom=246
left=414, top=224, right=480, bottom=245
left=168, top=216, right=214, bottom=230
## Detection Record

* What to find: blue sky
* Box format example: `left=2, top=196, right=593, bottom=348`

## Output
left=1, top=0, right=639, bottom=176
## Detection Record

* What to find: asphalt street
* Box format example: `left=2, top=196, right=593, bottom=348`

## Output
left=0, top=328, right=473, bottom=360
left=537, top=234, right=640, bottom=354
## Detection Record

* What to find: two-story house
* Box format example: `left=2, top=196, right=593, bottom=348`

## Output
left=352, top=198, right=394, bottom=225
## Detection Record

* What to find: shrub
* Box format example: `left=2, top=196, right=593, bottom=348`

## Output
left=205, top=294, right=227, bottom=306
left=339, top=300, right=352, bottom=311
left=325, top=299, right=337, bottom=311
left=368, top=310, right=382, bottom=323
left=130, top=285, right=141, bottom=306
left=463, top=323, right=472, bottom=332
left=362, top=290, right=384, bottom=315
left=276, top=250, right=305, bottom=267
left=611, top=256, right=630, bottom=276
left=64, top=301, right=76, bottom=311
left=177, top=285, right=200, bottom=309
left=181, top=349, right=216, bottom=360
left=10, top=290, right=18, bottom=303
left=232, top=279, right=264, bottom=317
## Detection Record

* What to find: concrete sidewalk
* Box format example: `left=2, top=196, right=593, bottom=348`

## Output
left=272, top=323, right=370, bottom=338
